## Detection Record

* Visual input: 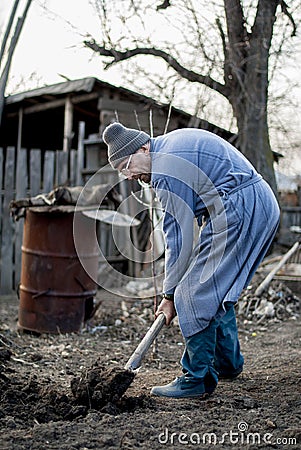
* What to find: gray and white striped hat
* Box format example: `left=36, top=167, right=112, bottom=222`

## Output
left=103, top=122, right=150, bottom=169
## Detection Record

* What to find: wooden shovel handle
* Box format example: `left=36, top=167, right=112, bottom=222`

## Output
left=124, top=313, right=166, bottom=371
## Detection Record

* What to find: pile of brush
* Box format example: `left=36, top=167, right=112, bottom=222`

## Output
left=237, top=279, right=300, bottom=324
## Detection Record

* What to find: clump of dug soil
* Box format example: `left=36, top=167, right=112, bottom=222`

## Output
left=71, top=361, right=136, bottom=409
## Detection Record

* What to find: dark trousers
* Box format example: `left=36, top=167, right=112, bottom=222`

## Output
left=181, top=305, right=244, bottom=393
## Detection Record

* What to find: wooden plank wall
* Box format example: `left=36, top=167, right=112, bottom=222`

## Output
left=281, top=206, right=301, bottom=229
left=1, top=145, right=299, bottom=295
left=1, top=147, right=15, bottom=294
left=0, top=146, right=79, bottom=294
left=0, top=141, right=151, bottom=295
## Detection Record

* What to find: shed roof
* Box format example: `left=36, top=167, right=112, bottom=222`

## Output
left=3, top=76, right=236, bottom=149
left=5, top=77, right=169, bottom=109
left=5, top=78, right=98, bottom=104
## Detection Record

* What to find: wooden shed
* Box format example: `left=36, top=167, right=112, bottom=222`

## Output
left=1, top=76, right=233, bottom=157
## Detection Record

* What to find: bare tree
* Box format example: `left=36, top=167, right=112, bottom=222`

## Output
left=84, top=0, right=300, bottom=193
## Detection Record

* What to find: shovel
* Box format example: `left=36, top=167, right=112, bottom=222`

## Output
left=124, top=312, right=166, bottom=371
left=71, top=313, right=166, bottom=407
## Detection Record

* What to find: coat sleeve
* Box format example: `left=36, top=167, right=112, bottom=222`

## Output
left=153, top=176, right=196, bottom=294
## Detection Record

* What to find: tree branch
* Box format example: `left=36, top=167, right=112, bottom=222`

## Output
left=223, top=0, right=250, bottom=86
left=216, top=18, right=227, bottom=61
left=224, top=0, right=247, bottom=47
left=156, top=0, right=171, bottom=11
left=280, top=0, right=297, bottom=37
left=251, top=1, right=278, bottom=51
left=84, top=40, right=229, bottom=97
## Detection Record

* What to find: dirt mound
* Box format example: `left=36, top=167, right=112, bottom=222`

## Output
left=0, top=365, right=85, bottom=426
left=0, top=352, right=153, bottom=428
left=71, top=362, right=135, bottom=408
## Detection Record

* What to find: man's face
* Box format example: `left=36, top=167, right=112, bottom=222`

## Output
left=117, top=147, right=151, bottom=184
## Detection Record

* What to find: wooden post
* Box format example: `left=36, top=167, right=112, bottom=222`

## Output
left=70, top=149, right=77, bottom=186
left=76, top=121, right=85, bottom=185
left=56, top=150, right=68, bottom=186
left=63, top=96, right=73, bottom=152
left=15, top=148, right=27, bottom=286
left=29, top=149, right=41, bottom=196
left=43, top=151, right=55, bottom=193
left=17, top=106, right=23, bottom=153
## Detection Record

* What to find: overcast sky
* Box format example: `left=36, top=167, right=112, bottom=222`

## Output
left=1, top=0, right=300, bottom=175
left=0, top=0, right=125, bottom=92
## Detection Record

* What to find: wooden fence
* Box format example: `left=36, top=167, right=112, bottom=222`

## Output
left=281, top=206, right=301, bottom=229
left=0, top=144, right=154, bottom=295
left=1, top=145, right=300, bottom=295
left=0, top=146, right=81, bottom=294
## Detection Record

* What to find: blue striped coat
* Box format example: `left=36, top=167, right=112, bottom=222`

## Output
left=150, top=129, right=280, bottom=337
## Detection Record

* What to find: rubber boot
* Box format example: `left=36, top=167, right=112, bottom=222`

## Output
left=151, top=317, right=219, bottom=398
left=214, top=305, right=244, bottom=379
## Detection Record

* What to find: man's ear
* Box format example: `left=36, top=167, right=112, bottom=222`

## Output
left=141, top=142, right=150, bottom=154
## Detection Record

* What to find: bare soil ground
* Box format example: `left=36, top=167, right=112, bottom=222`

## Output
left=0, top=284, right=300, bottom=450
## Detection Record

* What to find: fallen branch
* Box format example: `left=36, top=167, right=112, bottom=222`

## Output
left=11, top=356, right=39, bottom=368
left=259, top=255, right=282, bottom=267
left=255, top=241, right=300, bottom=296
left=0, top=333, right=23, bottom=349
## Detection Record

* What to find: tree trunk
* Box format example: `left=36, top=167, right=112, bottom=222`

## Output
left=85, top=0, right=296, bottom=195
left=235, top=96, right=277, bottom=194
left=225, top=0, right=278, bottom=194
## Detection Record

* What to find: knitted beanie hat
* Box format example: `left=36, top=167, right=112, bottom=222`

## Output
left=103, top=122, right=150, bottom=169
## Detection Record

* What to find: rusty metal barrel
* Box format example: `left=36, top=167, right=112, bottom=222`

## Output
left=18, top=206, right=99, bottom=334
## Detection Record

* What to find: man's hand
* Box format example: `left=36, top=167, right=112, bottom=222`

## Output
left=155, top=298, right=177, bottom=326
